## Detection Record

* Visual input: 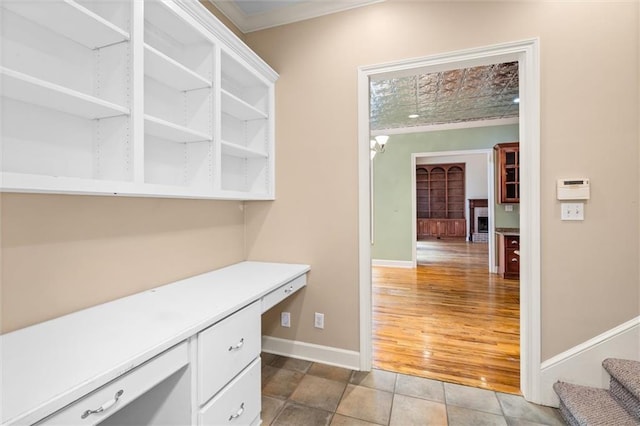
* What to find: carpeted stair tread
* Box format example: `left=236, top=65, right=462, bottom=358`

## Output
left=553, top=381, right=639, bottom=426
left=603, top=358, right=640, bottom=400
left=603, top=358, right=640, bottom=419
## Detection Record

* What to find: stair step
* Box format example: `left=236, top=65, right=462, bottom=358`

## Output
left=603, top=359, right=640, bottom=419
left=603, top=359, right=640, bottom=400
left=553, top=382, right=639, bottom=426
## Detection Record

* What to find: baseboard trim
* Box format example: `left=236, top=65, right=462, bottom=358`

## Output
left=262, top=336, right=361, bottom=371
left=539, top=315, right=640, bottom=407
left=371, top=259, right=414, bottom=268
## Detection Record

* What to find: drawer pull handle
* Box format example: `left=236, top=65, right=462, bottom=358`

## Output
left=228, top=338, right=244, bottom=351
left=229, top=402, right=245, bottom=421
left=511, top=240, right=518, bottom=245
left=511, top=258, right=518, bottom=262
left=284, top=285, right=294, bottom=294
left=81, top=390, right=124, bottom=419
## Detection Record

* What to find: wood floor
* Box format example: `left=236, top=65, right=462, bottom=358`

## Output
left=372, top=239, right=521, bottom=394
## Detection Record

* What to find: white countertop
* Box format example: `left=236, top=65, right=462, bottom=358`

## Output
left=1, top=261, right=310, bottom=425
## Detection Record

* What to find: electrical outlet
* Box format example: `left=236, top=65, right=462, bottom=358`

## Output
left=314, top=312, right=324, bottom=329
left=281, top=312, right=291, bottom=328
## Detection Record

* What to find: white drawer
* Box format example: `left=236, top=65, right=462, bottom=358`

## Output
left=198, top=301, right=260, bottom=404
left=199, top=358, right=260, bottom=426
left=261, top=274, right=307, bottom=313
left=37, top=342, right=189, bottom=425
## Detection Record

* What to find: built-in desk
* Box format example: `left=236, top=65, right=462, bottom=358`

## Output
left=1, top=261, right=310, bottom=425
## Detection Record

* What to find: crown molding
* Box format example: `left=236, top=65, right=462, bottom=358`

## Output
left=209, top=0, right=383, bottom=33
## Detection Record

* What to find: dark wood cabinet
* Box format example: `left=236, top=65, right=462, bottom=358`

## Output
left=416, top=163, right=466, bottom=239
left=498, top=233, right=520, bottom=279
left=495, top=142, right=520, bottom=204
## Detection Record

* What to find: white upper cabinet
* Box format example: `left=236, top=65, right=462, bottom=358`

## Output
left=0, top=0, right=278, bottom=200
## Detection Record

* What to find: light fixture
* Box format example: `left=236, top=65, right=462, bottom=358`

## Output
left=513, top=97, right=520, bottom=103
left=370, top=135, right=389, bottom=159
left=408, top=113, right=420, bottom=119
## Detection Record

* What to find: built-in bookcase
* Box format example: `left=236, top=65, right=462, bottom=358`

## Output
left=0, top=0, right=277, bottom=200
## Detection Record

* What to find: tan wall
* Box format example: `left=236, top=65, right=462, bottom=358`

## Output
left=245, top=1, right=640, bottom=359
left=1, top=194, right=245, bottom=332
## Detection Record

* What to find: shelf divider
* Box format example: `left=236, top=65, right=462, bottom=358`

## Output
left=144, top=44, right=212, bottom=92
left=221, top=140, right=268, bottom=159
left=144, top=114, right=211, bottom=143
left=1, top=67, right=130, bottom=119
left=221, top=89, right=267, bottom=121
left=2, top=0, right=130, bottom=49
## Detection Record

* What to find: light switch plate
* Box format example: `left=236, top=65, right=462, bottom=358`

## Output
left=561, top=203, right=584, bottom=221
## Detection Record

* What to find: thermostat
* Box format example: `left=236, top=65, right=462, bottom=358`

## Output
left=557, top=178, right=590, bottom=200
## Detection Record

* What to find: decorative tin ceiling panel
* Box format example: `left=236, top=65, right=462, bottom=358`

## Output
left=370, top=62, right=519, bottom=131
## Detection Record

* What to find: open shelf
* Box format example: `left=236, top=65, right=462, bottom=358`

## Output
left=0, top=67, right=129, bottom=119
left=221, top=89, right=267, bottom=121
left=221, top=141, right=268, bottom=159
left=1, top=0, right=276, bottom=201
left=144, top=114, right=211, bottom=143
left=144, top=44, right=211, bottom=92
left=2, top=0, right=129, bottom=49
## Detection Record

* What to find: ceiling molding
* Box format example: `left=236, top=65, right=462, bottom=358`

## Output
left=371, top=117, right=520, bottom=137
left=209, top=0, right=384, bottom=33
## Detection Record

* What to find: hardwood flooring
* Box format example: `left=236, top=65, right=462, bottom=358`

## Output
left=372, top=239, right=521, bottom=395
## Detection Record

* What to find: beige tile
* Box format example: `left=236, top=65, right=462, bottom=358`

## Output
left=497, top=393, right=564, bottom=425
left=270, top=355, right=313, bottom=373
left=444, top=382, right=503, bottom=415
left=262, top=366, right=305, bottom=399
left=447, top=405, right=508, bottom=426
left=261, top=352, right=278, bottom=366
left=505, top=418, right=555, bottom=426
left=261, top=395, right=285, bottom=425
left=350, top=369, right=397, bottom=392
left=336, top=384, right=393, bottom=425
left=272, top=402, right=332, bottom=426
left=308, top=363, right=354, bottom=382
left=290, top=375, right=348, bottom=412
left=390, top=394, right=448, bottom=426
left=395, top=373, right=445, bottom=403
left=330, top=413, right=384, bottom=426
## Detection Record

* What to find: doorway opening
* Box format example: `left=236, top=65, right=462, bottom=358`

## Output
left=357, top=39, right=541, bottom=402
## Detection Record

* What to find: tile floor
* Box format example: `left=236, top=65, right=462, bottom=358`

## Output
left=261, top=354, right=565, bottom=426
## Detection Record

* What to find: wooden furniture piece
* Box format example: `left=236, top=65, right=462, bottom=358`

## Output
left=0, top=262, right=309, bottom=425
left=468, top=198, right=488, bottom=241
left=0, top=0, right=277, bottom=200
left=416, top=163, right=466, bottom=239
left=497, top=232, right=520, bottom=279
left=495, top=142, right=520, bottom=203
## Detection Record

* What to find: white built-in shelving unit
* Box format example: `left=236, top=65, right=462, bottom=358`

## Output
left=0, top=0, right=277, bottom=200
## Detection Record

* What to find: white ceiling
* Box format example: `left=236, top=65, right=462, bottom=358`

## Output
left=209, top=0, right=382, bottom=33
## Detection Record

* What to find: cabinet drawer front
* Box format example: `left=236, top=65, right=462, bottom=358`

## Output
left=198, top=301, right=260, bottom=404
left=38, top=342, right=189, bottom=425
left=261, top=274, right=306, bottom=313
left=199, top=358, right=261, bottom=426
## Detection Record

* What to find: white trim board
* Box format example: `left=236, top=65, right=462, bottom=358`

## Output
left=262, top=336, right=361, bottom=371
left=539, top=316, right=640, bottom=407
left=371, top=259, right=414, bottom=268
left=357, top=38, right=541, bottom=402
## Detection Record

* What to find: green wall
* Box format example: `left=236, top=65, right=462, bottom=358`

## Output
left=372, top=124, right=519, bottom=261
